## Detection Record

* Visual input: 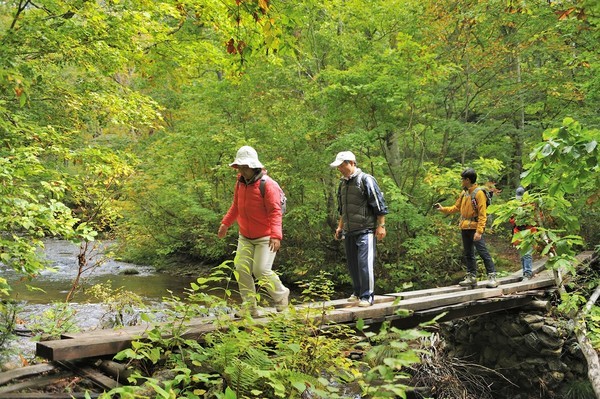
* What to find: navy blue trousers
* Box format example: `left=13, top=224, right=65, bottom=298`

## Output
left=344, top=231, right=375, bottom=302
left=461, top=229, right=496, bottom=276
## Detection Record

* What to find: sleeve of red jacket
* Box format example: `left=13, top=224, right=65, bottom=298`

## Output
left=264, top=179, right=283, bottom=240
left=221, top=181, right=239, bottom=227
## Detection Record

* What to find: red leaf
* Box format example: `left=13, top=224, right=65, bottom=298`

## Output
left=226, top=38, right=237, bottom=54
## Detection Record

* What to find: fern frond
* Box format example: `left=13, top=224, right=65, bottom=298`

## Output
left=243, top=347, right=274, bottom=370
left=224, top=358, right=261, bottom=397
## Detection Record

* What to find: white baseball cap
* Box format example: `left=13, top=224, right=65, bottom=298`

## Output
left=330, top=151, right=356, bottom=167
left=229, top=146, right=264, bottom=169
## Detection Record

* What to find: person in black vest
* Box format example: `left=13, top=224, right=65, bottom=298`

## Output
left=331, top=151, right=389, bottom=307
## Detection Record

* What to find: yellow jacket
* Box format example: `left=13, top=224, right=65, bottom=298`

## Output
left=440, top=185, right=488, bottom=234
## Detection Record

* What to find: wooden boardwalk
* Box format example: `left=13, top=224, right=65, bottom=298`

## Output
left=35, top=252, right=594, bottom=362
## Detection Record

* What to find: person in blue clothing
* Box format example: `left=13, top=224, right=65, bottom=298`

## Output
left=331, top=151, right=389, bottom=307
left=510, top=186, right=537, bottom=281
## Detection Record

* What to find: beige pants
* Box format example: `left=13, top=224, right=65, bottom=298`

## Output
left=234, top=235, right=288, bottom=306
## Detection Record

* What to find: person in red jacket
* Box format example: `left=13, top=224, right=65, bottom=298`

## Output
left=217, top=146, right=290, bottom=317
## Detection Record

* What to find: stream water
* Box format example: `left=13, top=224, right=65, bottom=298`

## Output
left=2, top=239, right=199, bottom=363
left=4, top=238, right=197, bottom=304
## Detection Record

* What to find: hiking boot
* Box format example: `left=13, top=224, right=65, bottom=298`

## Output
left=459, top=273, right=477, bottom=287
left=274, top=287, right=290, bottom=312
left=522, top=273, right=532, bottom=282
left=347, top=294, right=359, bottom=303
left=358, top=298, right=372, bottom=307
left=486, top=273, right=499, bottom=288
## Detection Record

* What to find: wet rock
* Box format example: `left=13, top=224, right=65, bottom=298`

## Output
left=524, top=332, right=541, bottom=350
left=496, top=354, right=520, bottom=369
left=537, top=332, right=564, bottom=349
left=541, top=324, right=560, bottom=338
left=520, top=314, right=544, bottom=325
left=524, top=357, right=547, bottom=366
left=482, top=346, right=498, bottom=364
left=455, top=326, right=470, bottom=341
left=547, top=359, right=567, bottom=372
left=550, top=371, right=565, bottom=383
left=528, top=321, right=545, bottom=330
left=540, top=347, right=562, bottom=357
left=501, top=322, right=528, bottom=337
left=1, top=361, right=21, bottom=371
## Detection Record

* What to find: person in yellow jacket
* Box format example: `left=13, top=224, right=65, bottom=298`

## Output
left=434, top=168, right=498, bottom=288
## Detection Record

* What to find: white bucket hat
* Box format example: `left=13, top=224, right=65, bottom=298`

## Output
left=330, top=151, right=356, bottom=167
left=229, top=146, right=264, bottom=169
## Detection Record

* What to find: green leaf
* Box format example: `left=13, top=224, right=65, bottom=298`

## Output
left=356, top=318, right=365, bottom=331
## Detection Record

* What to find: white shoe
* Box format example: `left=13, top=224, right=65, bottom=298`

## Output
left=486, top=273, right=499, bottom=288
left=358, top=299, right=372, bottom=307
left=274, top=287, right=290, bottom=312
left=347, top=294, right=359, bottom=303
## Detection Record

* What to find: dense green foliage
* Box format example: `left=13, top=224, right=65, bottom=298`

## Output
left=0, top=0, right=598, bottom=296
left=103, top=268, right=428, bottom=398
left=1, top=0, right=598, bottom=396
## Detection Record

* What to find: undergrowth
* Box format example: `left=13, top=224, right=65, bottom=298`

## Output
left=97, top=264, right=431, bottom=398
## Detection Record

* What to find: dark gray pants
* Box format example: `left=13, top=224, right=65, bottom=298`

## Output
left=344, top=231, right=375, bottom=302
left=461, top=229, right=496, bottom=276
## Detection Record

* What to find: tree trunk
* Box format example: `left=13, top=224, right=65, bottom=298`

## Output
left=574, top=284, right=600, bottom=397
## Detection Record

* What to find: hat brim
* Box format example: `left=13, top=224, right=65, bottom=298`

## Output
left=229, top=159, right=264, bottom=168
left=330, top=160, right=344, bottom=167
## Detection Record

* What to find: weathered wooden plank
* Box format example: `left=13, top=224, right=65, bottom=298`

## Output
left=395, top=287, right=503, bottom=312
left=32, top=285, right=532, bottom=360
left=0, top=364, right=56, bottom=386
left=385, top=258, right=548, bottom=300
left=37, top=336, right=136, bottom=361
left=500, top=272, right=555, bottom=295
left=386, top=286, right=467, bottom=300
left=38, top=253, right=594, bottom=362
left=76, top=366, right=120, bottom=390
left=61, top=324, right=153, bottom=340
left=56, top=361, right=121, bottom=391
left=389, top=294, right=539, bottom=329
left=0, top=373, right=72, bottom=395
left=301, top=295, right=396, bottom=310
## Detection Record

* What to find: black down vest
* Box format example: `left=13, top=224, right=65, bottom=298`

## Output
left=339, top=172, right=376, bottom=233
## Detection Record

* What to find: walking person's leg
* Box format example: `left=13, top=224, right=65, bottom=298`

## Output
left=522, top=249, right=533, bottom=279
left=344, top=234, right=361, bottom=299
left=252, top=236, right=290, bottom=311
left=234, top=235, right=258, bottom=309
left=474, top=236, right=498, bottom=288
left=459, top=230, right=478, bottom=287
left=474, top=236, right=496, bottom=274
left=356, top=232, right=375, bottom=306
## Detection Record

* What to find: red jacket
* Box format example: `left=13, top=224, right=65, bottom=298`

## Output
left=221, top=174, right=283, bottom=240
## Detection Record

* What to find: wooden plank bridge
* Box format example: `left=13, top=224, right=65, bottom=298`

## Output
left=0, top=252, right=591, bottom=398
left=35, top=252, right=594, bottom=363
